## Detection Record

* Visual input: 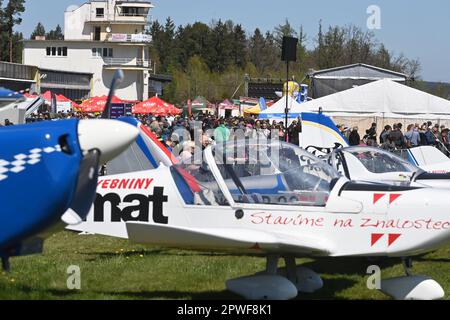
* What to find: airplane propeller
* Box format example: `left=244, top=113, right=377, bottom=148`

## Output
left=102, top=69, right=125, bottom=119
left=63, top=68, right=133, bottom=225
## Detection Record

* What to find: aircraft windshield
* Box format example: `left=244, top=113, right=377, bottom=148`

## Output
left=343, top=147, right=419, bottom=174
left=213, top=140, right=341, bottom=206
left=172, top=153, right=229, bottom=206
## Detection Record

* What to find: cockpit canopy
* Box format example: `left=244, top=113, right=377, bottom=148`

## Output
left=172, top=139, right=341, bottom=207
left=325, top=146, right=422, bottom=179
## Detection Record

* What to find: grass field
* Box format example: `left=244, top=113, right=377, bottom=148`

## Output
left=0, top=231, right=449, bottom=300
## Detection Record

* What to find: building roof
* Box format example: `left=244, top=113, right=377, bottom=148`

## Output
left=310, top=63, right=408, bottom=81
left=40, top=68, right=93, bottom=76
left=149, top=73, right=173, bottom=82
left=23, top=39, right=149, bottom=46
left=293, top=79, right=450, bottom=119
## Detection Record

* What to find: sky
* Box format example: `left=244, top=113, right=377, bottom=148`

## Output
left=14, top=0, right=450, bottom=82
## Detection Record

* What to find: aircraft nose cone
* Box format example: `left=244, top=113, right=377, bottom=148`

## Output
left=78, top=119, right=138, bottom=163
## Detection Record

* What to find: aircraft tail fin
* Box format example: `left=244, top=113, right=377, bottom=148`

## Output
left=299, top=112, right=349, bottom=157
left=407, top=146, right=450, bottom=173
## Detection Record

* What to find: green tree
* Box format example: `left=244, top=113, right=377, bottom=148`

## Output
left=30, top=22, right=46, bottom=39
left=274, top=19, right=297, bottom=47
left=231, top=24, right=247, bottom=69
left=3, top=0, right=26, bottom=62
left=206, top=19, right=234, bottom=73
left=159, top=17, right=177, bottom=72
left=147, top=17, right=422, bottom=102
left=176, top=22, right=211, bottom=68
left=46, top=24, right=64, bottom=40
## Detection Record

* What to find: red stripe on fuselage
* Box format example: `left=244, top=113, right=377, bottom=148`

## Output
left=139, top=123, right=177, bottom=165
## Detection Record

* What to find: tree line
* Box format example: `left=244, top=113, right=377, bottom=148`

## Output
left=0, top=0, right=25, bottom=63
left=149, top=18, right=422, bottom=103
left=0, top=0, right=63, bottom=63
left=30, top=22, right=64, bottom=41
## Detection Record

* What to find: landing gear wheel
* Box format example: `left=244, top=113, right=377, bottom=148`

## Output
left=402, top=257, right=413, bottom=276
left=1, top=257, right=10, bottom=272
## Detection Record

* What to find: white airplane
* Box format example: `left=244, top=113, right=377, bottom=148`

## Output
left=69, top=136, right=450, bottom=300
left=295, top=112, right=450, bottom=174
left=395, top=145, right=450, bottom=174
left=325, top=146, right=450, bottom=189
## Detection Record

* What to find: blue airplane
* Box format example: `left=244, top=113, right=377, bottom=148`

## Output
left=0, top=118, right=138, bottom=270
left=0, top=71, right=138, bottom=270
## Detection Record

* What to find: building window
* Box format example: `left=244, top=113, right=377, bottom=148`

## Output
left=46, top=46, right=68, bottom=57
left=94, top=26, right=101, bottom=41
left=92, top=48, right=101, bottom=57
left=92, top=48, right=113, bottom=58
left=96, top=8, right=104, bottom=18
left=102, top=48, right=113, bottom=58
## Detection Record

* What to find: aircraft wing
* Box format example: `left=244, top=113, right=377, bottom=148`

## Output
left=126, top=223, right=334, bottom=256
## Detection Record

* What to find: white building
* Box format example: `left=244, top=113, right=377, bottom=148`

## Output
left=23, top=0, right=154, bottom=101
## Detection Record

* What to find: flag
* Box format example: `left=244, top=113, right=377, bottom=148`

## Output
left=51, top=92, right=57, bottom=114
left=259, top=97, right=267, bottom=111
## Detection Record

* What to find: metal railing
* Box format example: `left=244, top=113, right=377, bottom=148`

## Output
left=109, top=33, right=152, bottom=43
left=103, top=57, right=150, bottom=67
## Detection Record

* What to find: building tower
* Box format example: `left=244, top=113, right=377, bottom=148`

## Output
left=23, top=0, right=154, bottom=101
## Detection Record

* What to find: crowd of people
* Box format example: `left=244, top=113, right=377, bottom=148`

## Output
left=339, top=121, right=450, bottom=155
left=4, top=108, right=450, bottom=158
left=133, top=113, right=303, bottom=155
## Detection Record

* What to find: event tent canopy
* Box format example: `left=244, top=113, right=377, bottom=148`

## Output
left=244, top=104, right=261, bottom=115
left=41, top=91, right=81, bottom=110
left=219, top=99, right=239, bottom=110
left=79, top=95, right=132, bottom=113
left=259, top=95, right=304, bottom=119
left=292, top=79, right=450, bottom=119
left=191, top=96, right=212, bottom=108
left=132, top=96, right=181, bottom=115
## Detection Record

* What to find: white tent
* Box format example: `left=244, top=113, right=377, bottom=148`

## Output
left=293, top=79, right=450, bottom=120
left=259, top=95, right=303, bottom=119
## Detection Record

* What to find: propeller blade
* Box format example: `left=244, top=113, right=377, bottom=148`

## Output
left=102, top=69, right=125, bottom=119
left=61, top=149, right=100, bottom=225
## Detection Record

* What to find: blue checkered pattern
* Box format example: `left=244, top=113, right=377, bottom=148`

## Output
left=0, top=145, right=61, bottom=181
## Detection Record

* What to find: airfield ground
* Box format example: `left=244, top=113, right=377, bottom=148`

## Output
left=0, top=231, right=448, bottom=300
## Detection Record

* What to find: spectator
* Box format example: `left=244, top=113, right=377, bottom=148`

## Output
left=214, top=119, right=230, bottom=143
left=288, top=120, right=302, bottom=146
left=425, top=125, right=436, bottom=145
left=364, top=122, right=377, bottom=146
left=379, top=125, right=392, bottom=144
left=418, top=124, right=428, bottom=145
left=389, top=124, right=405, bottom=149
left=405, top=124, right=420, bottom=148
left=349, top=127, right=361, bottom=146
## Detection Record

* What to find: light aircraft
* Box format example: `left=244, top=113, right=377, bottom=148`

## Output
left=325, top=146, right=450, bottom=189
left=70, top=133, right=450, bottom=300
left=394, top=145, right=450, bottom=174
left=295, top=112, right=450, bottom=174
left=0, top=70, right=139, bottom=271
left=0, top=118, right=138, bottom=270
